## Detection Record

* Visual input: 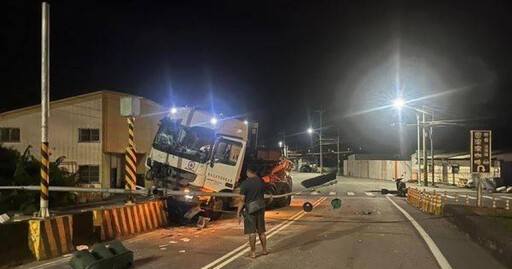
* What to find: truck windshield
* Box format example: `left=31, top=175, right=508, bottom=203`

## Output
left=153, top=118, right=215, bottom=163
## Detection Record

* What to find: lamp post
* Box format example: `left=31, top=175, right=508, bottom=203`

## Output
left=392, top=98, right=430, bottom=186
left=308, top=128, right=323, bottom=174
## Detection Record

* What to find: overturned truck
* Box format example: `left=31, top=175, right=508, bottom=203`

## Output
left=145, top=108, right=292, bottom=221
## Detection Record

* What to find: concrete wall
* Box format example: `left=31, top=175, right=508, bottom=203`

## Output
left=344, top=159, right=412, bottom=181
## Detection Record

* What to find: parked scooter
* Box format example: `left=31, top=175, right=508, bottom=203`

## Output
left=395, top=176, right=407, bottom=197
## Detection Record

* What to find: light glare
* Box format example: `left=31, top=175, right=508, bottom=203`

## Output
left=392, top=98, right=405, bottom=109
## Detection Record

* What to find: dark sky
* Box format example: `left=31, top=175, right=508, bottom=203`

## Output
left=3, top=0, right=512, bottom=154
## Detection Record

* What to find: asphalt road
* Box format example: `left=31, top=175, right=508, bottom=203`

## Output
left=19, top=173, right=507, bottom=269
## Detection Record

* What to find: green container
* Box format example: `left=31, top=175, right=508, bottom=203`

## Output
left=70, top=241, right=134, bottom=269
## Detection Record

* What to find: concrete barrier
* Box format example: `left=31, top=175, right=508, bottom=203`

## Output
left=28, top=215, right=74, bottom=260
left=0, top=221, right=32, bottom=266
left=93, top=200, right=168, bottom=241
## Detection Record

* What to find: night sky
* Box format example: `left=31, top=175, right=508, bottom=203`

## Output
left=3, top=1, right=512, bottom=154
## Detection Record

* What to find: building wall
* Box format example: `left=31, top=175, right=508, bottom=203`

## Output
left=0, top=96, right=103, bottom=186
left=343, top=159, right=412, bottom=181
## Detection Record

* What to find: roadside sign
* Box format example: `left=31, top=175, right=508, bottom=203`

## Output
left=470, top=130, right=491, bottom=173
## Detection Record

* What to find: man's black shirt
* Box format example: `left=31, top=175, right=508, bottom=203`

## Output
left=240, top=176, right=265, bottom=203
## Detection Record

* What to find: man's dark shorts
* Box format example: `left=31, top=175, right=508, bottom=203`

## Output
left=243, top=209, right=266, bottom=234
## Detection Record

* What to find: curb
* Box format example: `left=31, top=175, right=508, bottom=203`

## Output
left=443, top=205, right=512, bottom=268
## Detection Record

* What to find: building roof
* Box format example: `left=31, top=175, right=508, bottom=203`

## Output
left=0, top=90, right=165, bottom=120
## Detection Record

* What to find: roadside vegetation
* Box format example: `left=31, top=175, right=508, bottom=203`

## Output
left=0, top=145, right=78, bottom=214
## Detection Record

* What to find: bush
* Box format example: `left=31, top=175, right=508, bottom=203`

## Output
left=0, top=145, right=78, bottom=214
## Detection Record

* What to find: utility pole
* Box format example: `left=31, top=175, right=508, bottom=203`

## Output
left=317, top=109, right=324, bottom=174
left=337, top=128, right=341, bottom=176
left=39, top=2, right=51, bottom=218
left=416, top=113, right=421, bottom=186
left=422, top=110, right=428, bottom=186
left=430, top=111, right=435, bottom=186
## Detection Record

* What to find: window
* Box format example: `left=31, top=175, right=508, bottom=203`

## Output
left=0, top=128, right=20, bottom=142
left=79, top=128, right=100, bottom=142
left=78, top=165, right=100, bottom=183
left=213, top=139, right=243, bottom=166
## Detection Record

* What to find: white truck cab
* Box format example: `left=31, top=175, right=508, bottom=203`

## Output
left=146, top=108, right=248, bottom=193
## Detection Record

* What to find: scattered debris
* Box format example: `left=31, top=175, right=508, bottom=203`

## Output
left=362, top=211, right=372, bottom=215
left=159, top=244, right=169, bottom=248
left=357, top=239, right=363, bottom=243
left=197, top=216, right=211, bottom=229
left=76, top=245, right=89, bottom=251
left=181, top=238, right=190, bottom=242
left=179, top=250, right=186, bottom=253
left=0, top=213, right=10, bottom=224
left=169, top=241, right=178, bottom=244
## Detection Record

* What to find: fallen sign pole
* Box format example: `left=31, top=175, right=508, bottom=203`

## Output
left=0, top=179, right=339, bottom=199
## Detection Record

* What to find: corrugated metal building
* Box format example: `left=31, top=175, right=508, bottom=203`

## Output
left=0, top=91, right=166, bottom=189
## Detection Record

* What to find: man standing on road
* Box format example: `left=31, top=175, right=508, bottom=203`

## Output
left=237, top=163, right=268, bottom=259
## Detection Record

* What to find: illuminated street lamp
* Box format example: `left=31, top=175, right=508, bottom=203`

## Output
left=307, top=127, right=323, bottom=174
left=278, top=141, right=283, bottom=147
left=243, top=120, right=248, bottom=125
left=170, top=107, right=177, bottom=114
left=391, top=98, right=430, bottom=186
left=392, top=98, right=405, bottom=109
left=210, top=117, right=218, bottom=125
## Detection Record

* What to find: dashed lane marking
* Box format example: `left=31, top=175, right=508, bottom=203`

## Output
left=365, top=192, right=375, bottom=197
left=347, top=192, right=355, bottom=196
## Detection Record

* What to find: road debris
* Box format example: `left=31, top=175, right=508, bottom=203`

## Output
left=179, top=250, right=186, bottom=253
left=169, top=241, right=178, bottom=244
left=181, top=238, right=191, bottom=242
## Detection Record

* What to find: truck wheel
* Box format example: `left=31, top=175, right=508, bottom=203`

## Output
left=276, top=183, right=291, bottom=208
left=264, top=183, right=277, bottom=210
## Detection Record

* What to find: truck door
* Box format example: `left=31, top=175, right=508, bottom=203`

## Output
left=204, top=137, right=246, bottom=191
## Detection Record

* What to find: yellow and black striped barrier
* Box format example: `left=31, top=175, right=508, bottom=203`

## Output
left=39, top=142, right=50, bottom=217
left=28, top=215, right=73, bottom=260
left=407, top=187, right=443, bottom=215
left=93, top=200, right=168, bottom=241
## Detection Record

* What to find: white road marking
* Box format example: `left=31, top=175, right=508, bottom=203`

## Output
left=329, top=191, right=337, bottom=196
left=386, top=196, right=452, bottom=269
left=499, top=196, right=512, bottom=200
left=482, top=195, right=499, bottom=200
left=347, top=192, right=355, bottom=196
left=212, top=197, right=327, bottom=269
left=201, top=197, right=327, bottom=269
left=444, top=195, right=455, bottom=199
left=365, top=192, right=375, bottom=197
left=457, top=195, right=476, bottom=200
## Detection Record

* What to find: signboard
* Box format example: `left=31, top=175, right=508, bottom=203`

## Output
left=470, top=130, right=491, bottom=173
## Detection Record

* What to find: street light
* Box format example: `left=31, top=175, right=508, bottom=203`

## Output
left=307, top=128, right=323, bottom=174
left=278, top=141, right=283, bottom=147
left=170, top=107, right=177, bottom=114
left=210, top=117, right=218, bottom=125
left=391, top=99, right=430, bottom=186
left=392, top=98, right=405, bottom=109
left=243, top=120, right=248, bottom=125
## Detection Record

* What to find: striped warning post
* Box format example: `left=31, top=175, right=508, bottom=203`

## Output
left=28, top=215, right=73, bottom=260
left=94, top=200, right=169, bottom=241
left=40, top=142, right=50, bottom=216
left=125, top=117, right=137, bottom=193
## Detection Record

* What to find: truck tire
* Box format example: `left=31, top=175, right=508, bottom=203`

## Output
left=264, top=183, right=277, bottom=210
left=275, top=183, right=291, bottom=208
